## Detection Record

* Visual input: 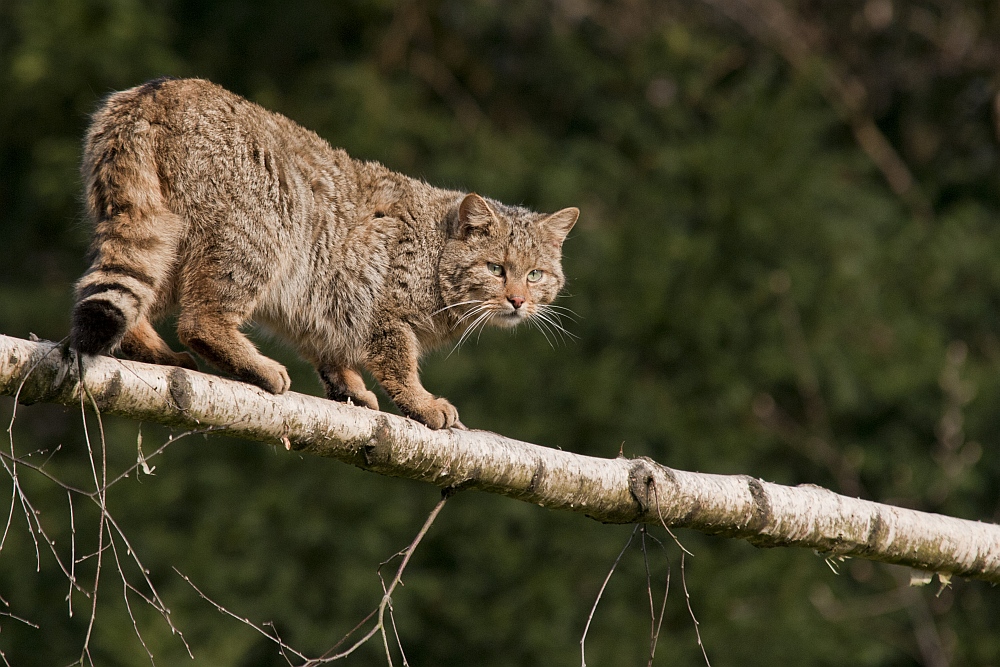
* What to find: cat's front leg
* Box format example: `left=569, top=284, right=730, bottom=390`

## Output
left=366, top=324, right=461, bottom=429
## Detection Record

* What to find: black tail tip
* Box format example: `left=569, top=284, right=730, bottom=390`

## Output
left=71, top=299, right=127, bottom=356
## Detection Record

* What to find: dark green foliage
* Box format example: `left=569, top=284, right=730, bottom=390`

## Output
left=2, top=1, right=999, bottom=664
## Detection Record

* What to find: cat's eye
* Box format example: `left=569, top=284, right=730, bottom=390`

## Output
left=487, top=262, right=504, bottom=277
left=527, top=269, right=543, bottom=283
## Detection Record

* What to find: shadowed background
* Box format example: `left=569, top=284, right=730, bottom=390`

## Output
left=2, top=0, right=1000, bottom=664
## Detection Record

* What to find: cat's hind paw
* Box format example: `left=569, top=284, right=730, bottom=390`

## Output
left=319, top=366, right=379, bottom=410
left=345, top=388, right=379, bottom=411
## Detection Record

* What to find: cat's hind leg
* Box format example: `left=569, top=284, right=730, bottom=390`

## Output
left=174, top=244, right=292, bottom=393
left=318, top=365, right=379, bottom=410
left=177, top=308, right=291, bottom=394
left=120, top=318, right=198, bottom=370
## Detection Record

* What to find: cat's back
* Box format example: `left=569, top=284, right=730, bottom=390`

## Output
left=88, top=78, right=349, bottom=190
left=90, top=77, right=304, bottom=143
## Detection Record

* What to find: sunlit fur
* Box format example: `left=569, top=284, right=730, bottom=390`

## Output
left=70, top=78, right=578, bottom=429
left=438, top=195, right=577, bottom=353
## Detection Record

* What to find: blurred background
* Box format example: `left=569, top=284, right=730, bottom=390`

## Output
left=2, top=0, right=1000, bottom=664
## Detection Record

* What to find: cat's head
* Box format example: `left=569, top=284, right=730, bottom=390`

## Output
left=439, top=193, right=578, bottom=336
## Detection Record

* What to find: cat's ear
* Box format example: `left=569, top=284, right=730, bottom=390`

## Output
left=454, top=193, right=496, bottom=239
left=539, top=207, right=579, bottom=247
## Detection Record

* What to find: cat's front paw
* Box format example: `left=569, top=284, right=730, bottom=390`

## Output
left=408, top=396, right=460, bottom=430
left=246, top=357, right=292, bottom=394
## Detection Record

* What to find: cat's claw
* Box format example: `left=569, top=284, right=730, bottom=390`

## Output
left=409, top=396, right=460, bottom=430
left=342, top=390, right=378, bottom=412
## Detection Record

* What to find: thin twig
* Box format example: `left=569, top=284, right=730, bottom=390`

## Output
left=641, top=527, right=670, bottom=666
left=110, top=536, right=155, bottom=665
left=68, top=490, right=76, bottom=617
left=581, top=525, right=639, bottom=667
left=642, top=528, right=655, bottom=657
left=677, top=551, right=711, bottom=667
left=177, top=492, right=452, bottom=666
left=652, top=483, right=710, bottom=666
left=0, top=608, right=39, bottom=629
left=176, top=568, right=310, bottom=664
left=80, top=385, right=192, bottom=658
left=78, top=386, right=107, bottom=667
left=1, top=358, right=209, bottom=661
left=312, top=492, right=451, bottom=665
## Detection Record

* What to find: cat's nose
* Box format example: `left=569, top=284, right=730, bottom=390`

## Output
left=508, top=295, right=525, bottom=309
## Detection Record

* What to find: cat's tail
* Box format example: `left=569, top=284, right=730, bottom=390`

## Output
left=71, top=82, right=184, bottom=358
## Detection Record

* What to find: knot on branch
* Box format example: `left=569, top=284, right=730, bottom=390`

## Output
left=627, top=456, right=681, bottom=523
left=168, top=368, right=194, bottom=412
left=628, top=457, right=656, bottom=515
left=746, top=477, right=772, bottom=532
left=96, top=369, right=124, bottom=408
left=362, top=414, right=395, bottom=468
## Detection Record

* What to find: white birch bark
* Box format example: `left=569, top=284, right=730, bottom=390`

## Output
left=2, top=334, right=998, bottom=583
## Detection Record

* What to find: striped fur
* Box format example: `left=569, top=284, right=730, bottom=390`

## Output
left=71, top=78, right=578, bottom=428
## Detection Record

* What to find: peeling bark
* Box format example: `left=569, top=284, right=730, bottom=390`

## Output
left=2, top=334, right=998, bottom=583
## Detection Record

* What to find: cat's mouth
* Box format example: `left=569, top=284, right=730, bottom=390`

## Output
left=444, top=300, right=528, bottom=337
left=493, top=307, right=527, bottom=328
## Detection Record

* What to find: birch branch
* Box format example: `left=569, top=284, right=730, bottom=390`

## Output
left=2, top=334, right=998, bottom=583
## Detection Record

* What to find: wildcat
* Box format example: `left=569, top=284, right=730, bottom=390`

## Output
left=70, top=77, right=578, bottom=429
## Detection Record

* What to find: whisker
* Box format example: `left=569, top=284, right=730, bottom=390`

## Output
left=452, top=304, right=490, bottom=330
left=448, top=310, right=494, bottom=357
left=540, top=311, right=570, bottom=339
left=547, top=306, right=579, bottom=334
left=530, top=317, right=556, bottom=349
left=475, top=313, right=494, bottom=343
left=538, top=313, right=569, bottom=346
left=544, top=301, right=577, bottom=312
left=477, top=310, right=497, bottom=337
left=534, top=316, right=572, bottom=346
left=431, top=299, right=482, bottom=317
left=535, top=307, right=579, bottom=342
left=452, top=310, right=489, bottom=334
left=456, top=313, right=492, bottom=351
left=542, top=304, right=580, bottom=321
